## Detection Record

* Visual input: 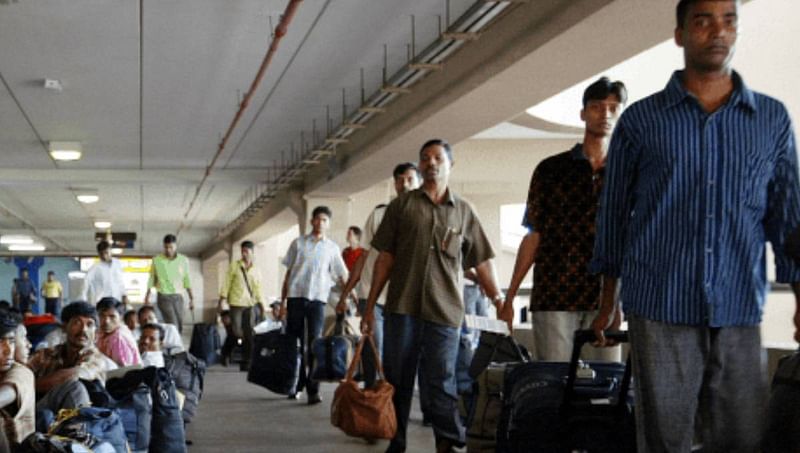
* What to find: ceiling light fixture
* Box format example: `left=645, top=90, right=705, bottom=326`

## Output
left=76, top=194, right=99, bottom=204
left=8, top=244, right=46, bottom=252
left=0, top=235, right=34, bottom=245
left=94, top=221, right=112, bottom=229
left=49, top=141, right=82, bottom=161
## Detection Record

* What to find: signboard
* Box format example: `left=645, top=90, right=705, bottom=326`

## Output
left=94, top=232, right=137, bottom=249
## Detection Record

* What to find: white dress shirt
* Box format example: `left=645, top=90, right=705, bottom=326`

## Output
left=82, top=258, right=127, bottom=303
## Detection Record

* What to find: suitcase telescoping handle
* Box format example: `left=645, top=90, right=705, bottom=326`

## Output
left=562, top=330, right=632, bottom=414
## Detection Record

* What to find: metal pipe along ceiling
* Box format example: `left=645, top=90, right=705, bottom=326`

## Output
left=179, top=0, right=304, bottom=233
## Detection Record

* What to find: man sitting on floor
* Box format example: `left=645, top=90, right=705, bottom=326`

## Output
left=0, top=310, right=35, bottom=446
left=139, top=323, right=166, bottom=368
left=133, top=305, right=184, bottom=353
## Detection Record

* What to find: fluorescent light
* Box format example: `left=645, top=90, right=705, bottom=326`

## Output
left=76, top=194, right=99, bottom=204
left=94, top=221, right=112, bottom=229
left=0, top=235, right=33, bottom=245
left=111, top=248, right=123, bottom=255
left=49, top=141, right=83, bottom=161
left=8, top=244, right=46, bottom=252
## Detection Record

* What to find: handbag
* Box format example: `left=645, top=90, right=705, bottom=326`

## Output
left=331, top=334, right=397, bottom=440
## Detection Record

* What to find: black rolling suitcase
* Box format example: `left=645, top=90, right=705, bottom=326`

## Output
left=247, top=328, right=301, bottom=395
left=763, top=348, right=800, bottom=453
left=189, top=323, right=222, bottom=366
left=496, top=330, right=635, bottom=453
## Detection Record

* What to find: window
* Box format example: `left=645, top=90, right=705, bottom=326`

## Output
left=500, top=203, right=528, bottom=250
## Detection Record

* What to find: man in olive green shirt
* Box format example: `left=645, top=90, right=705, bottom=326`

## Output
left=218, top=240, right=264, bottom=370
left=145, top=234, right=194, bottom=334
left=364, top=139, right=506, bottom=453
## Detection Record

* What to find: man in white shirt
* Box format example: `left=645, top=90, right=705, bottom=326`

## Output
left=133, top=305, right=184, bottom=353
left=81, top=241, right=129, bottom=307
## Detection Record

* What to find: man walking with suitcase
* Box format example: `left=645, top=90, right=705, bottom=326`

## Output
left=591, top=1, right=800, bottom=451
left=501, top=76, right=627, bottom=361
left=279, top=206, right=349, bottom=405
left=363, top=139, right=505, bottom=453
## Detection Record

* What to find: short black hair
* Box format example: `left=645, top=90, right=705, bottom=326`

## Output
left=20, top=268, right=28, bottom=274
left=47, top=271, right=55, bottom=276
left=393, top=162, right=418, bottom=179
left=141, top=323, right=165, bottom=342
left=240, top=240, right=255, bottom=250
left=676, top=0, right=739, bottom=28
left=137, top=304, right=157, bottom=319
left=582, top=77, right=627, bottom=108
left=62, top=301, right=98, bottom=325
left=97, top=240, right=111, bottom=253
left=123, top=310, right=137, bottom=323
left=96, top=297, right=123, bottom=317
left=312, top=206, right=332, bottom=219
left=347, top=226, right=362, bottom=239
left=419, top=139, right=453, bottom=162
left=0, top=309, right=20, bottom=337
left=163, top=234, right=177, bottom=244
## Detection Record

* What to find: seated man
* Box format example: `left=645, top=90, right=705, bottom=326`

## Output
left=123, top=310, right=138, bottom=333
left=0, top=310, right=35, bottom=446
left=133, top=305, right=184, bottom=353
left=95, top=297, right=141, bottom=367
left=138, top=323, right=166, bottom=368
left=28, top=301, right=116, bottom=413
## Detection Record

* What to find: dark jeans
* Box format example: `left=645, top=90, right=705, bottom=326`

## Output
left=384, top=313, right=464, bottom=450
left=286, top=298, right=325, bottom=396
left=357, top=299, right=384, bottom=388
left=224, top=306, right=255, bottom=367
left=45, top=298, right=61, bottom=317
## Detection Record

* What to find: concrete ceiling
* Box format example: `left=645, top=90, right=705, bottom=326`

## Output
left=0, top=0, right=474, bottom=255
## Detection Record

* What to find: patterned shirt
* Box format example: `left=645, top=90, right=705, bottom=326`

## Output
left=220, top=260, right=263, bottom=308
left=148, top=253, right=191, bottom=295
left=283, top=235, right=348, bottom=303
left=591, top=71, right=800, bottom=326
left=0, top=363, right=35, bottom=444
left=28, top=344, right=114, bottom=391
left=372, top=188, right=495, bottom=328
left=524, top=144, right=604, bottom=312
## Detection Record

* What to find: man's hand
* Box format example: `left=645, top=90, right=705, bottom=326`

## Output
left=335, top=299, right=347, bottom=315
left=361, top=309, right=374, bottom=336
left=592, top=305, right=622, bottom=347
left=498, top=304, right=514, bottom=334
left=188, top=298, right=195, bottom=311
left=279, top=302, right=288, bottom=321
left=144, top=290, right=152, bottom=306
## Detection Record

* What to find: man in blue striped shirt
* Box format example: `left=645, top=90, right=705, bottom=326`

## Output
left=590, top=1, right=800, bottom=451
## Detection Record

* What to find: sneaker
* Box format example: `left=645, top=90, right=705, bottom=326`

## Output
left=307, top=394, right=322, bottom=405
left=221, top=355, right=230, bottom=367
left=287, top=392, right=301, bottom=400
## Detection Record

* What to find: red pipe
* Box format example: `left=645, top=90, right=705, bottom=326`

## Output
left=181, top=0, right=304, bottom=225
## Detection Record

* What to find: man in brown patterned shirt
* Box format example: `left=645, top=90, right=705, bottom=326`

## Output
left=502, top=77, right=627, bottom=361
left=0, top=310, right=34, bottom=446
left=29, top=301, right=115, bottom=412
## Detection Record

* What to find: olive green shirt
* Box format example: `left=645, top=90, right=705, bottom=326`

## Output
left=371, top=188, right=495, bottom=327
left=219, top=260, right=263, bottom=307
left=148, top=253, right=191, bottom=295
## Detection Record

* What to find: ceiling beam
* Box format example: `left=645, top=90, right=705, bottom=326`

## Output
left=0, top=168, right=271, bottom=186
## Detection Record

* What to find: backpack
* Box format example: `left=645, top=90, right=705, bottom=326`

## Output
left=80, top=379, right=152, bottom=452
left=106, top=367, right=186, bottom=453
left=465, top=363, right=512, bottom=453
left=164, top=351, right=206, bottom=423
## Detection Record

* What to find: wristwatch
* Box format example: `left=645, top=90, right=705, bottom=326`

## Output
left=492, top=293, right=504, bottom=305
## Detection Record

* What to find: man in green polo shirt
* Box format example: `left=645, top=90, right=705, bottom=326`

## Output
left=145, top=234, right=194, bottom=334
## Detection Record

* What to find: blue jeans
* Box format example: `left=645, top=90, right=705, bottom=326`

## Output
left=462, top=285, right=488, bottom=346
left=286, top=298, right=325, bottom=396
left=357, top=299, right=384, bottom=388
left=384, top=313, right=464, bottom=450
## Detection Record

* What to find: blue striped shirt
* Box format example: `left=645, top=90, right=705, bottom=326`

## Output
left=590, top=71, right=800, bottom=327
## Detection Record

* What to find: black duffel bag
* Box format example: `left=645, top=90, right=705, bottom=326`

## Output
left=189, top=323, right=221, bottom=366
left=469, top=331, right=530, bottom=379
left=763, top=349, right=800, bottom=453
left=248, top=327, right=301, bottom=395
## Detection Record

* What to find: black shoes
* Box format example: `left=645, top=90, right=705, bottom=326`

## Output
left=307, top=394, right=322, bottom=405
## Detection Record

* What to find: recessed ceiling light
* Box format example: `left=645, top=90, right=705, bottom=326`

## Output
left=49, top=141, right=82, bottom=161
left=76, top=194, right=99, bottom=204
left=94, top=221, right=112, bottom=229
left=8, top=244, right=46, bottom=252
left=111, top=248, right=123, bottom=255
left=0, top=235, right=34, bottom=245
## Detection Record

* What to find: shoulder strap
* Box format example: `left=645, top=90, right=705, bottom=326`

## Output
left=239, top=264, right=254, bottom=299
